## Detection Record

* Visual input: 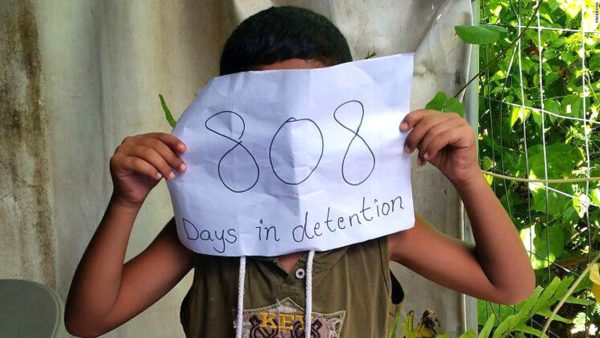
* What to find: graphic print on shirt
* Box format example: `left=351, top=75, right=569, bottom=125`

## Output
left=237, top=297, right=345, bottom=338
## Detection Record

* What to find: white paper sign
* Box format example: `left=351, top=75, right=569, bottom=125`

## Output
left=167, top=53, right=415, bottom=257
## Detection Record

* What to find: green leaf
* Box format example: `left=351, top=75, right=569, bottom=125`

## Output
left=531, top=188, right=571, bottom=217
left=589, top=54, right=600, bottom=70
left=455, top=24, right=507, bottom=45
left=492, top=314, right=517, bottom=338
left=531, top=229, right=566, bottom=270
left=533, top=277, right=565, bottom=311
left=527, top=143, right=581, bottom=179
left=591, top=188, right=600, bottom=206
left=561, top=95, right=583, bottom=117
left=564, top=296, right=595, bottom=306
left=543, top=99, right=562, bottom=116
left=558, top=1, right=581, bottom=18
left=552, top=276, right=575, bottom=304
left=515, top=324, right=549, bottom=338
left=444, top=97, right=465, bottom=116
left=535, top=277, right=562, bottom=309
left=425, top=91, right=465, bottom=116
left=482, top=156, right=494, bottom=170
left=512, top=306, right=530, bottom=327
left=509, top=106, right=530, bottom=127
left=402, top=311, right=415, bottom=338
left=519, top=286, right=543, bottom=316
left=535, top=309, right=573, bottom=323
left=531, top=108, right=543, bottom=126
left=478, top=315, right=495, bottom=338
left=457, top=331, right=476, bottom=338
left=389, top=309, right=401, bottom=338
left=425, top=91, right=449, bottom=111
left=159, top=94, right=177, bottom=128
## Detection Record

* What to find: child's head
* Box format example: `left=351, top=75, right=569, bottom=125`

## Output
left=219, top=6, right=352, bottom=75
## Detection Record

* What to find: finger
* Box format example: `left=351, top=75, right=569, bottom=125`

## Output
left=404, top=113, right=455, bottom=153
left=400, top=109, right=431, bottom=132
left=400, top=109, right=452, bottom=132
left=417, top=118, right=465, bottom=159
left=140, top=138, right=186, bottom=172
left=148, top=133, right=186, bottom=153
left=125, top=146, right=176, bottom=180
left=119, top=155, right=163, bottom=180
left=422, top=127, right=467, bottom=162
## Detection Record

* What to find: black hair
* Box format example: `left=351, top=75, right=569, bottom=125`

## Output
left=219, top=6, right=353, bottom=75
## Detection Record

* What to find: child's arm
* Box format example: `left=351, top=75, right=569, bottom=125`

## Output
left=65, top=133, right=192, bottom=337
left=388, top=110, right=535, bottom=305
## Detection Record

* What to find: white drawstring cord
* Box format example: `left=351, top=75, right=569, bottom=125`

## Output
left=304, top=250, right=315, bottom=338
left=236, top=252, right=315, bottom=338
left=235, top=256, right=246, bottom=338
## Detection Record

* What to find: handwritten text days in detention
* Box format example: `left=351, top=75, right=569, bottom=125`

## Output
left=181, top=195, right=404, bottom=254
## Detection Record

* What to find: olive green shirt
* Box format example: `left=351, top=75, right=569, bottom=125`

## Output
left=180, top=237, right=403, bottom=337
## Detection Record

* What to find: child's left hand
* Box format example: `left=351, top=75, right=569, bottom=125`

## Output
left=400, top=109, right=480, bottom=185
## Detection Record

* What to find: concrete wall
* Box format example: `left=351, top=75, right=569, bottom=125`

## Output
left=0, top=0, right=476, bottom=336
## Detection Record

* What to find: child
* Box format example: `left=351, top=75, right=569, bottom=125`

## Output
left=65, top=6, right=535, bottom=338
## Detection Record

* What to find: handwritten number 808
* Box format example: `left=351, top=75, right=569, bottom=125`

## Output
left=205, top=100, right=375, bottom=193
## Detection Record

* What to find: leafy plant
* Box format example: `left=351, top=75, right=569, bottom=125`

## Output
left=426, top=275, right=594, bottom=337
left=425, top=91, right=465, bottom=116
left=419, top=1, right=600, bottom=336
left=455, top=24, right=507, bottom=45
left=400, top=309, right=440, bottom=338
left=484, top=276, right=586, bottom=338
left=476, top=0, right=600, bottom=335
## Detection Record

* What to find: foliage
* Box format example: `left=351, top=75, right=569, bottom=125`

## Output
left=390, top=308, right=402, bottom=338
left=422, top=1, right=599, bottom=336
left=480, top=276, right=594, bottom=338
left=425, top=91, right=465, bottom=116
left=428, top=276, right=594, bottom=337
left=400, top=309, right=440, bottom=338
left=477, top=0, right=600, bottom=336
left=455, top=24, right=508, bottom=45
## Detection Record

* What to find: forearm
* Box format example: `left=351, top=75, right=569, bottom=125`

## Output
left=65, top=194, right=140, bottom=331
left=394, top=109, right=535, bottom=303
left=455, top=171, right=535, bottom=299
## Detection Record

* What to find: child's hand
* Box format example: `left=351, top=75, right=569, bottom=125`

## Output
left=400, top=109, right=480, bottom=185
left=109, top=133, right=186, bottom=208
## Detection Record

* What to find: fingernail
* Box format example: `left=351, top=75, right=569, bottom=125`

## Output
left=404, top=146, right=411, bottom=154
left=400, top=122, right=408, bottom=131
left=167, top=172, right=175, bottom=180
left=178, top=143, right=186, bottom=152
left=156, top=172, right=163, bottom=179
left=423, top=153, right=430, bottom=160
left=179, top=163, right=186, bottom=172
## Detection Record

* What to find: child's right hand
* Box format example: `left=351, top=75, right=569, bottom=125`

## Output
left=109, top=133, right=186, bottom=208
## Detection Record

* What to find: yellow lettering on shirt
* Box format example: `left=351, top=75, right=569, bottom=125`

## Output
left=260, top=312, right=277, bottom=329
left=279, top=314, right=294, bottom=330
left=258, top=311, right=311, bottom=331
left=294, top=314, right=305, bottom=330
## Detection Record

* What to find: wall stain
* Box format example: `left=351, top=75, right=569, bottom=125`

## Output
left=0, top=0, right=56, bottom=288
